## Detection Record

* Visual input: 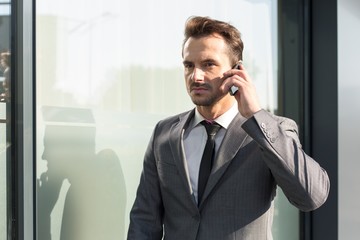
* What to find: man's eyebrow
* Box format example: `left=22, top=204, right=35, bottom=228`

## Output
left=182, top=59, right=218, bottom=66
left=202, top=59, right=216, bottom=63
left=182, top=60, right=193, bottom=65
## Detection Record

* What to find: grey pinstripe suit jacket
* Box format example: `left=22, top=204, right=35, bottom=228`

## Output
left=128, top=109, right=330, bottom=240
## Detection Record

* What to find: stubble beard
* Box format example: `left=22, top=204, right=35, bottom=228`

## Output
left=190, top=91, right=225, bottom=107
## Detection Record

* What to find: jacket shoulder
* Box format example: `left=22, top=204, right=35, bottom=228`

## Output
left=156, top=109, right=194, bottom=128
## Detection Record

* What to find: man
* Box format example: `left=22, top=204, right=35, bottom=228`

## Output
left=127, top=16, right=329, bottom=240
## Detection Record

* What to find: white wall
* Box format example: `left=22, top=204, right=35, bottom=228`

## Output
left=338, top=0, right=360, bottom=239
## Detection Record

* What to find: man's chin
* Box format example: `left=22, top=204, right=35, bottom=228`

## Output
left=191, top=97, right=214, bottom=107
left=190, top=94, right=225, bottom=107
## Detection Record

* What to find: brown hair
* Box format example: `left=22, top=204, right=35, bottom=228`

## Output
left=182, top=16, right=244, bottom=64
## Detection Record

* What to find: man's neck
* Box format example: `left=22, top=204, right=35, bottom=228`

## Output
left=197, top=99, right=236, bottom=120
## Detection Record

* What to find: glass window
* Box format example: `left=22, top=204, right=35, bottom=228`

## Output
left=0, top=0, right=11, bottom=239
left=35, top=1, right=297, bottom=239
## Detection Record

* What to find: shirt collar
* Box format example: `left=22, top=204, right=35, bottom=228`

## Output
left=192, top=103, right=238, bottom=130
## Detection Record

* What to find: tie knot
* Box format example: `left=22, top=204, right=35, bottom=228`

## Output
left=201, top=120, right=221, bottom=137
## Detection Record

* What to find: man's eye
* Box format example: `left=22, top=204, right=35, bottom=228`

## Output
left=204, top=62, right=215, bottom=68
left=184, top=64, right=194, bottom=69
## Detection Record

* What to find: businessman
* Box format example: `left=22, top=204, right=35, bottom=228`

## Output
left=128, top=16, right=330, bottom=240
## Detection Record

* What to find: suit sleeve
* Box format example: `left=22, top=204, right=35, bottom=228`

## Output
left=241, top=109, right=330, bottom=212
left=127, top=126, right=164, bottom=240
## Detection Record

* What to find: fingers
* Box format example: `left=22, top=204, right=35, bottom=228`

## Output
left=222, top=62, right=254, bottom=92
left=220, top=72, right=249, bottom=94
left=220, top=63, right=261, bottom=118
left=223, top=63, right=251, bottom=82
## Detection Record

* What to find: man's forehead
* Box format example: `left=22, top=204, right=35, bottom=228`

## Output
left=183, top=38, right=230, bottom=62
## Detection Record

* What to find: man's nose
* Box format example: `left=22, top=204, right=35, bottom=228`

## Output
left=191, top=67, right=204, bottom=82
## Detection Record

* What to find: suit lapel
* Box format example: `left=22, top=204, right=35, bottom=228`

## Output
left=168, top=109, right=198, bottom=208
left=199, top=113, right=249, bottom=207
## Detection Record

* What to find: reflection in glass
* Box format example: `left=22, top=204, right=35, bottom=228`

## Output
left=37, top=107, right=126, bottom=240
left=0, top=51, right=10, bottom=102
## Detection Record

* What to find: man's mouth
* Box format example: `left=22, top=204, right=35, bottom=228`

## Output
left=191, top=84, right=210, bottom=94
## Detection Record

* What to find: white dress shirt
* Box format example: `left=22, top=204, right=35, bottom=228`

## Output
left=183, top=103, right=239, bottom=203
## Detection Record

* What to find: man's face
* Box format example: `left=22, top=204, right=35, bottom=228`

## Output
left=182, top=34, right=232, bottom=107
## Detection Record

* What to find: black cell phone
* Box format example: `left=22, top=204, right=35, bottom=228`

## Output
left=229, top=61, right=242, bottom=96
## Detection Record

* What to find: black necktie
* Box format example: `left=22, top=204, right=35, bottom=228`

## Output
left=198, top=121, right=221, bottom=204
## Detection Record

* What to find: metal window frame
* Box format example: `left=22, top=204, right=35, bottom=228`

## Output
left=11, top=0, right=35, bottom=239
